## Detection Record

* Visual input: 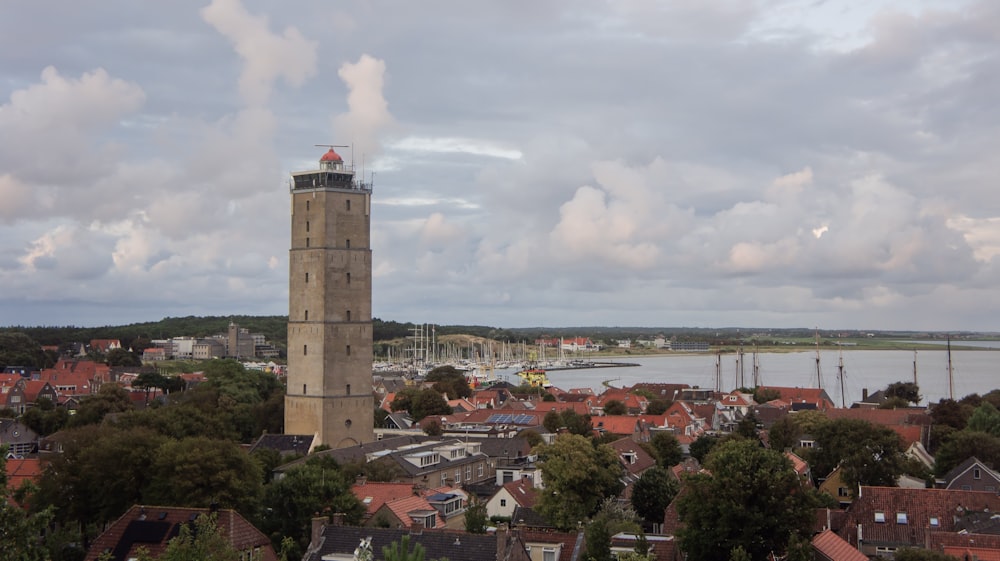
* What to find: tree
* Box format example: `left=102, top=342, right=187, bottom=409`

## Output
left=425, top=366, right=472, bottom=399
left=464, top=499, right=489, bottom=534
left=630, top=466, right=679, bottom=524
left=934, top=431, right=1000, bottom=477
left=645, top=399, right=671, bottom=415
left=966, top=402, right=1000, bottom=437
left=649, top=432, right=682, bottom=468
left=259, top=455, right=364, bottom=559
left=145, top=437, right=262, bottom=514
left=105, top=348, right=142, bottom=367
left=675, top=439, right=815, bottom=561
left=930, top=399, right=971, bottom=430
left=423, top=419, right=443, bottom=436
left=68, top=383, right=134, bottom=427
left=382, top=535, right=425, bottom=561
left=752, top=387, right=780, bottom=405
left=586, top=498, right=642, bottom=561
left=736, top=411, right=760, bottom=439
left=0, top=332, right=50, bottom=371
left=767, top=416, right=802, bottom=452
left=885, top=382, right=921, bottom=404
left=20, top=397, right=68, bottom=436
left=808, top=419, right=905, bottom=490
left=603, top=400, right=627, bottom=416
left=542, top=409, right=593, bottom=437
left=0, top=446, right=53, bottom=561
left=391, top=388, right=451, bottom=422
left=893, top=549, right=959, bottom=561
left=688, top=434, right=720, bottom=463
left=535, top=434, right=624, bottom=530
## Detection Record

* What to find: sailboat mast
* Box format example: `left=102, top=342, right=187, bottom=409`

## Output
left=814, top=328, right=823, bottom=390
left=913, top=350, right=918, bottom=387
left=752, top=340, right=761, bottom=387
left=838, top=337, right=846, bottom=408
left=947, top=335, right=954, bottom=400
left=715, top=351, right=722, bottom=393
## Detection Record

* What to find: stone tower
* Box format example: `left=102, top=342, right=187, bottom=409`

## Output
left=285, top=147, right=374, bottom=448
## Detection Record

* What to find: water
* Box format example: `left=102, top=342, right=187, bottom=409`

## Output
left=497, top=348, right=1000, bottom=406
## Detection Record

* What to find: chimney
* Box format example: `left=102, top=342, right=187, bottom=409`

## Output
left=310, top=516, right=326, bottom=548
left=331, top=512, right=345, bottom=527
left=356, top=474, right=367, bottom=486
left=410, top=518, right=424, bottom=535
left=862, top=388, right=869, bottom=401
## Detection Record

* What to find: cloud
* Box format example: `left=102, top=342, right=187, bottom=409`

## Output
left=200, top=0, right=318, bottom=106
left=333, top=54, right=394, bottom=158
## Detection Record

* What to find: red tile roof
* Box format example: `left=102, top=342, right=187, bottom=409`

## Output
left=502, top=479, right=539, bottom=508
left=812, top=529, right=867, bottom=561
left=352, top=482, right=419, bottom=516
left=383, top=494, right=446, bottom=528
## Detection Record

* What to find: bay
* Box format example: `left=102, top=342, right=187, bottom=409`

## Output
left=497, top=348, right=1000, bottom=406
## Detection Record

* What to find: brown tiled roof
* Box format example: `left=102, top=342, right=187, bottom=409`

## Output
left=84, top=505, right=277, bottom=561
left=502, top=479, right=539, bottom=508
left=353, top=482, right=419, bottom=517
left=609, top=438, right=657, bottom=476
left=823, top=408, right=931, bottom=426
left=844, top=487, right=1000, bottom=549
left=758, top=386, right=835, bottom=409
left=384, top=495, right=446, bottom=529
left=931, top=531, right=1000, bottom=559
left=812, top=529, right=867, bottom=561
left=306, top=524, right=511, bottom=561
left=591, top=416, right=640, bottom=436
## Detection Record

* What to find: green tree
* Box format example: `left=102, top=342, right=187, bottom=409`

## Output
left=259, top=455, right=364, bottom=559
left=383, top=535, right=425, bottom=561
left=0, top=332, right=50, bottom=371
left=603, top=400, right=627, bottom=416
left=105, top=348, right=142, bottom=367
left=630, top=466, right=679, bottom=524
left=423, top=419, right=444, bottom=436
left=541, top=409, right=592, bottom=436
left=930, top=399, right=971, bottom=430
left=392, top=388, right=452, bottom=421
left=767, top=416, right=802, bottom=452
left=966, top=402, right=1000, bottom=437
left=0, top=446, right=53, bottom=561
left=464, top=499, right=489, bottom=534
left=649, top=432, right=682, bottom=468
left=808, top=419, right=905, bottom=490
left=934, top=430, right=1000, bottom=477
left=675, top=439, right=815, bottom=561
left=68, top=383, right=134, bottom=427
left=752, top=387, right=780, bottom=404
left=728, top=546, right=751, bottom=561
left=543, top=410, right=562, bottom=432
left=885, top=382, right=921, bottom=404
left=584, top=516, right=613, bottom=561
left=893, top=549, right=959, bottom=561
left=425, top=366, right=472, bottom=399
left=645, top=399, right=671, bottom=415
left=20, top=397, right=69, bottom=436
left=534, top=434, right=624, bottom=530
left=145, top=437, right=262, bottom=514
left=688, top=434, right=720, bottom=463
left=586, top=498, right=642, bottom=561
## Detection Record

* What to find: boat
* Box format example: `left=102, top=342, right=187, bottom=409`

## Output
left=516, top=366, right=551, bottom=388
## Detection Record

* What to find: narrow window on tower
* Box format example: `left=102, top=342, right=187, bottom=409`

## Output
left=346, top=344, right=351, bottom=356
left=303, top=384, right=307, bottom=394
left=346, top=272, right=351, bottom=284
left=305, top=272, right=309, bottom=283
left=306, top=200, right=310, bottom=211
left=306, top=221, right=310, bottom=232
left=304, top=310, right=308, bottom=321
left=346, top=384, right=351, bottom=395
left=303, top=344, right=307, bottom=356
left=346, top=200, right=351, bottom=211
left=305, top=237, right=310, bottom=247
left=347, top=310, right=351, bottom=321
left=345, top=239, right=351, bottom=248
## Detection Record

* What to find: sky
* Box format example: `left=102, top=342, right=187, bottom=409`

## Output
left=2, top=0, right=999, bottom=331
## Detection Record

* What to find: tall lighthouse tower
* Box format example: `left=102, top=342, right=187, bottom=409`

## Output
left=285, top=147, right=374, bottom=448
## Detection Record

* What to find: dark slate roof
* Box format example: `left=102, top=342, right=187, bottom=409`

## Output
left=248, top=433, right=314, bottom=457
left=275, top=435, right=434, bottom=473
left=476, top=435, right=532, bottom=460
left=305, top=525, right=497, bottom=561
left=511, top=506, right=552, bottom=528
left=942, top=456, right=1000, bottom=487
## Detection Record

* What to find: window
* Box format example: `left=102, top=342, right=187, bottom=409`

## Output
left=306, top=200, right=310, bottom=211
left=441, top=473, right=447, bottom=485
left=303, top=344, right=307, bottom=356
left=346, top=239, right=351, bottom=248
left=306, top=221, right=310, bottom=232
left=347, top=310, right=351, bottom=321
left=962, top=485, right=973, bottom=491
left=896, top=512, right=907, bottom=524
left=543, top=549, right=557, bottom=561
left=303, top=384, right=307, bottom=394
left=874, top=511, right=886, bottom=523
left=305, top=237, right=310, bottom=247
left=975, top=468, right=982, bottom=480
left=346, top=200, right=351, bottom=211
left=466, top=466, right=472, bottom=480
left=346, top=345, right=351, bottom=356
left=838, top=487, right=849, bottom=497
left=500, top=499, right=507, bottom=507
left=305, top=272, right=309, bottom=283
left=455, top=470, right=461, bottom=484
left=478, top=464, right=484, bottom=477
left=930, top=517, right=940, bottom=527
left=304, top=310, right=308, bottom=321
left=346, top=272, right=351, bottom=284
left=346, top=384, right=351, bottom=395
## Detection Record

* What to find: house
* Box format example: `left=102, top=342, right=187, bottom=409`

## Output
left=142, top=347, right=167, bottom=361
left=486, top=479, right=540, bottom=519
left=756, top=386, right=835, bottom=411
left=841, top=486, right=1000, bottom=558
left=591, top=416, right=646, bottom=441
left=248, top=433, right=315, bottom=458
left=818, top=466, right=853, bottom=508
left=89, top=339, right=122, bottom=353
left=940, top=456, right=1000, bottom=492
left=0, top=419, right=39, bottom=457
left=84, top=505, right=277, bottom=561
left=610, top=533, right=678, bottom=561
left=302, top=518, right=532, bottom=561
left=519, top=527, right=587, bottom=561
left=610, top=437, right=657, bottom=500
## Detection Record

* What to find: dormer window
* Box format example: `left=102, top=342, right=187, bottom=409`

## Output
left=930, top=517, right=940, bottom=527
left=896, top=512, right=907, bottom=524
left=875, top=511, right=886, bottom=523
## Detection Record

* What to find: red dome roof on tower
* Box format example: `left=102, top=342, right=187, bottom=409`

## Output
left=320, top=148, right=343, bottom=162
